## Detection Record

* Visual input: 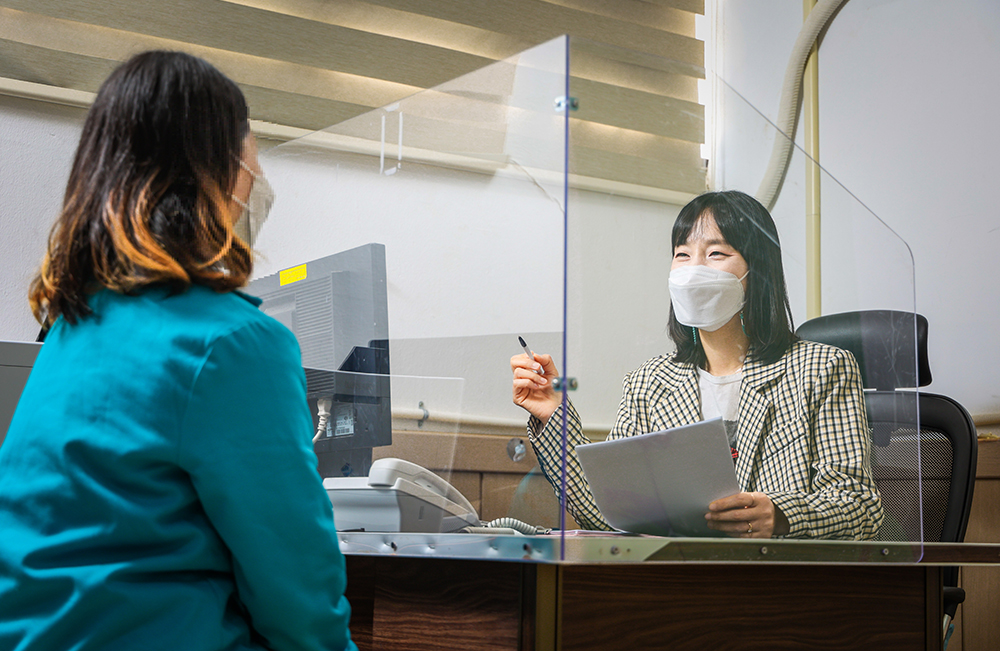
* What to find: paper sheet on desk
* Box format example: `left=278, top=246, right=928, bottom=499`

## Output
left=576, top=418, right=741, bottom=538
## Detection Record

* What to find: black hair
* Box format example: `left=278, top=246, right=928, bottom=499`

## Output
left=31, top=50, right=253, bottom=326
left=668, top=190, right=797, bottom=366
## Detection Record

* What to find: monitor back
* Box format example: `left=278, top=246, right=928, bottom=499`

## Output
left=0, top=340, right=42, bottom=449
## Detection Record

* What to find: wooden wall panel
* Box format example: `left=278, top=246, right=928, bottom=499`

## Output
left=953, top=440, right=1000, bottom=651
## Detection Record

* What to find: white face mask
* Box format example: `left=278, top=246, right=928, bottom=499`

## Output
left=668, top=265, right=748, bottom=332
left=233, top=161, right=275, bottom=247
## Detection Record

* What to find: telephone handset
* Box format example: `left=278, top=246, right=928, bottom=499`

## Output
left=323, top=458, right=480, bottom=533
left=367, top=458, right=478, bottom=520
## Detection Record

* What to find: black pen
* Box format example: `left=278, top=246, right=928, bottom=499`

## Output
left=518, top=336, right=542, bottom=374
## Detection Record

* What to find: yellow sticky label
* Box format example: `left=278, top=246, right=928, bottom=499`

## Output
left=279, top=264, right=307, bottom=286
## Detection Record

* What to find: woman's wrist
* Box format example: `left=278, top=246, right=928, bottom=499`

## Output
left=528, top=402, right=563, bottom=442
left=533, top=400, right=560, bottom=429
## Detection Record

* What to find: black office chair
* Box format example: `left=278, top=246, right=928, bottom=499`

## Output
left=796, top=310, right=978, bottom=636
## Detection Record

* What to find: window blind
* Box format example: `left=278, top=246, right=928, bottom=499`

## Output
left=0, top=0, right=706, bottom=199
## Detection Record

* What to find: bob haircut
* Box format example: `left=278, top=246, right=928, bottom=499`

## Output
left=30, top=50, right=252, bottom=328
left=668, top=190, right=797, bottom=366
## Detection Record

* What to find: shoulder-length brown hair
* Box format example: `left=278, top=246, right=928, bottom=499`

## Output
left=30, top=50, right=253, bottom=328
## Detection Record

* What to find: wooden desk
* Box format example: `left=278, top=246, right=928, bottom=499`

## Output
left=339, top=536, right=1000, bottom=651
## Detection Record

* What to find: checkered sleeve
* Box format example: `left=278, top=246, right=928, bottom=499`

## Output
left=528, top=402, right=612, bottom=531
left=527, top=374, right=644, bottom=531
left=767, top=347, right=884, bottom=540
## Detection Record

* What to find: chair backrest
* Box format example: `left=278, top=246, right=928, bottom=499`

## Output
left=796, top=310, right=932, bottom=390
left=865, top=392, right=976, bottom=544
left=795, top=311, right=977, bottom=544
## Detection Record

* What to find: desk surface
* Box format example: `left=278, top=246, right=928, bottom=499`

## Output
left=338, top=531, right=1000, bottom=565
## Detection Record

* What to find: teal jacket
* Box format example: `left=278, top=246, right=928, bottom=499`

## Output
left=0, top=285, right=355, bottom=651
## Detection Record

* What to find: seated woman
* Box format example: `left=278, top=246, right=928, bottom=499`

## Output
left=511, top=190, right=882, bottom=540
left=0, top=52, right=355, bottom=650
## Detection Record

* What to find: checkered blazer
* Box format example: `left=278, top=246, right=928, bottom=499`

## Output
left=529, top=339, right=883, bottom=539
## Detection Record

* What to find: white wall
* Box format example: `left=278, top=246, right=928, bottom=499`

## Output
left=0, top=96, right=84, bottom=340
left=715, top=0, right=1000, bottom=420
left=254, top=136, right=678, bottom=430
left=3, top=0, right=998, bottom=424
left=0, top=90, right=678, bottom=432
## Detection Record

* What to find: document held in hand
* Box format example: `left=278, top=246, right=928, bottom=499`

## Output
left=575, top=417, right=741, bottom=537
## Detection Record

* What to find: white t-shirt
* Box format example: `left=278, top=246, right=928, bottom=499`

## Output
left=698, top=367, right=741, bottom=449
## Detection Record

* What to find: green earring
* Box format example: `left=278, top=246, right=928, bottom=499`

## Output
left=740, top=311, right=746, bottom=335
left=692, top=327, right=699, bottom=345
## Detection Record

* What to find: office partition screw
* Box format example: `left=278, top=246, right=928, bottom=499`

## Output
left=554, top=96, right=579, bottom=112
left=759, top=546, right=768, bottom=555
left=881, top=548, right=890, bottom=556
left=552, top=377, right=578, bottom=391
left=610, top=546, right=620, bottom=555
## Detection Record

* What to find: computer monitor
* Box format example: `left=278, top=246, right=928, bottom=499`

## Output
left=246, top=243, right=391, bottom=478
left=0, top=340, right=42, bottom=450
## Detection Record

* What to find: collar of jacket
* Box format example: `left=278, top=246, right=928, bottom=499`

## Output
left=650, top=347, right=788, bottom=394
left=650, top=347, right=792, bottom=486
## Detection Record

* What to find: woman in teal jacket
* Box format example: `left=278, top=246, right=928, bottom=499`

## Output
left=0, top=51, right=355, bottom=651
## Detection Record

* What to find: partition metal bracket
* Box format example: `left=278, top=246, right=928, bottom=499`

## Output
left=552, top=377, right=578, bottom=391
left=554, top=96, right=579, bottom=112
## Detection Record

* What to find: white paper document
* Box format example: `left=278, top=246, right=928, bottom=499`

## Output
left=575, top=418, right=741, bottom=537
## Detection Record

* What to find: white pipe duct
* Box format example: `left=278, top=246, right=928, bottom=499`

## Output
left=755, top=0, right=850, bottom=211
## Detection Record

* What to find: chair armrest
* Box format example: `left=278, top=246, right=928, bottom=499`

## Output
left=943, top=586, right=966, bottom=619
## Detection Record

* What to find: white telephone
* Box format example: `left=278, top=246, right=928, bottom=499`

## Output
left=323, top=458, right=480, bottom=533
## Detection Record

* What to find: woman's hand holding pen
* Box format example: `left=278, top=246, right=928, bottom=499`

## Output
left=510, top=346, right=561, bottom=427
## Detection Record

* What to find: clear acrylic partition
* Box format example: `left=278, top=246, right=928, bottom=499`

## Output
left=713, top=75, right=923, bottom=558
left=249, top=37, right=572, bottom=557
left=249, top=33, right=924, bottom=563
left=563, top=34, right=922, bottom=560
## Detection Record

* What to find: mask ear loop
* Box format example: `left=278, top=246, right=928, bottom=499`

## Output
left=232, top=159, right=259, bottom=207
left=237, top=158, right=259, bottom=177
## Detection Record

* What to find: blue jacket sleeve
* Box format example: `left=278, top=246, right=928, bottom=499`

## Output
left=177, top=318, right=356, bottom=651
